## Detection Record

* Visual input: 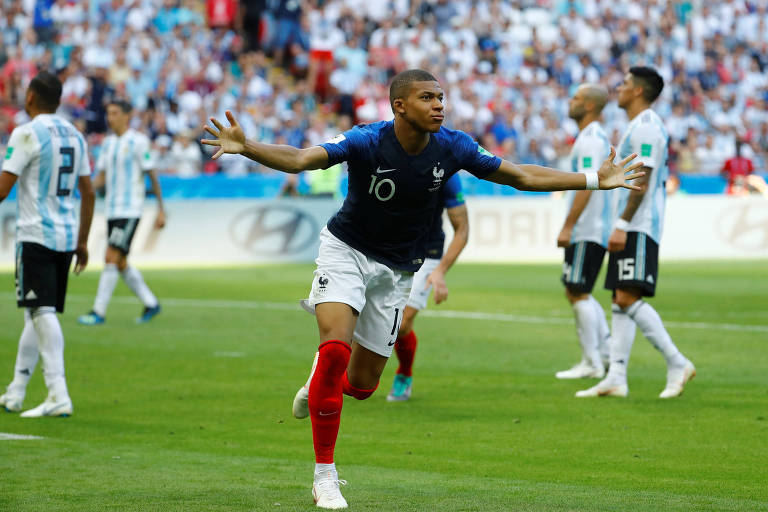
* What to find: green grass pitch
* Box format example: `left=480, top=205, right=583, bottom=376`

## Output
left=1, top=261, right=767, bottom=511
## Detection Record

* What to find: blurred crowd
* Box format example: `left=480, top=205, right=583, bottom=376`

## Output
left=1, top=0, right=768, bottom=193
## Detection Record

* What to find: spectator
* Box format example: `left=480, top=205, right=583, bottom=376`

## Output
left=169, top=129, right=203, bottom=177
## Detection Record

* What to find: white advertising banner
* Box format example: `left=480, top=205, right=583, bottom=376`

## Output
left=0, top=195, right=766, bottom=267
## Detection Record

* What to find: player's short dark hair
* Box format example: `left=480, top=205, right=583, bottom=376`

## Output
left=629, top=66, right=664, bottom=103
left=28, top=71, right=62, bottom=111
left=108, top=99, right=133, bottom=113
left=389, top=69, right=438, bottom=105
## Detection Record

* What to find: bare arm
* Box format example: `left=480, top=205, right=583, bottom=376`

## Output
left=92, top=170, right=106, bottom=191
left=485, top=148, right=644, bottom=191
left=201, top=111, right=329, bottom=173
left=146, top=169, right=166, bottom=228
left=74, top=175, right=95, bottom=274
left=608, top=166, right=651, bottom=252
left=427, top=204, right=469, bottom=304
left=557, top=190, right=592, bottom=248
left=0, top=171, right=18, bottom=203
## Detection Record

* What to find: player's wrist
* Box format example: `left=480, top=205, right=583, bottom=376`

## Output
left=584, top=172, right=599, bottom=190
left=614, top=218, right=630, bottom=231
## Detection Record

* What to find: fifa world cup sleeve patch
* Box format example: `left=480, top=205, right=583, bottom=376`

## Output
left=325, top=134, right=346, bottom=145
left=640, top=143, right=653, bottom=157
left=582, top=156, right=592, bottom=168
left=144, top=151, right=151, bottom=161
left=4, top=147, right=12, bottom=160
left=477, top=145, right=494, bottom=157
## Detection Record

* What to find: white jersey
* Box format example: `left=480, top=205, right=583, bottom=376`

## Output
left=97, top=129, right=154, bottom=219
left=566, top=121, right=614, bottom=246
left=616, top=108, right=669, bottom=243
left=2, top=114, right=90, bottom=252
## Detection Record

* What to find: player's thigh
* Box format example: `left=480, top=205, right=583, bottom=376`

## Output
left=406, top=257, right=440, bottom=310
left=302, top=228, right=367, bottom=341
left=353, top=265, right=413, bottom=359
left=562, top=241, right=605, bottom=294
left=107, top=218, right=140, bottom=256
left=604, top=232, right=658, bottom=297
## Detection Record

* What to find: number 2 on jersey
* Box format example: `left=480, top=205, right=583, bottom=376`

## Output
left=56, top=147, right=75, bottom=197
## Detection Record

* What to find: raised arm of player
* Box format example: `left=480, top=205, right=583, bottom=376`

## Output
left=201, top=111, right=329, bottom=173
left=74, top=175, right=95, bottom=275
left=485, top=147, right=644, bottom=191
left=426, top=203, right=469, bottom=305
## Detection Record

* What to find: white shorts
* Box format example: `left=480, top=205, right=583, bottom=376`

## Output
left=406, top=257, right=440, bottom=310
left=301, top=227, right=414, bottom=357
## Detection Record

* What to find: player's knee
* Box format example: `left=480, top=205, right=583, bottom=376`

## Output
left=318, top=340, right=352, bottom=375
left=614, top=291, right=640, bottom=310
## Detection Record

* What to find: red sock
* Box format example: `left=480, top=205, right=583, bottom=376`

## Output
left=394, top=330, right=418, bottom=377
left=308, top=340, right=351, bottom=464
left=342, top=371, right=378, bottom=400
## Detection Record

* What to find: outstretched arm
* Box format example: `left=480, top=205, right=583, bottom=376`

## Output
left=201, top=111, right=329, bottom=173
left=485, top=148, right=644, bottom=191
left=427, top=204, right=469, bottom=304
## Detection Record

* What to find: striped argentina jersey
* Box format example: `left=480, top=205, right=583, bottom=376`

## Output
left=616, top=108, right=669, bottom=243
left=2, top=114, right=90, bottom=252
left=97, top=129, right=154, bottom=219
left=566, top=121, right=614, bottom=246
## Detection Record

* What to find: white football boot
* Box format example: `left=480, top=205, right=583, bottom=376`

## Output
left=575, top=377, right=628, bottom=398
left=0, top=389, right=24, bottom=412
left=293, top=352, right=319, bottom=419
left=555, top=362, right=605, bottom=379
left=659, top=360, right=696, bottom=398
left=20, top=394, right=72, bottom=418
left=313, top=469, right=348, bottom=509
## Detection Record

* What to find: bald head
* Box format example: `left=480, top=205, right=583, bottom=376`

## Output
left=568, top=83, right=608, bottom=125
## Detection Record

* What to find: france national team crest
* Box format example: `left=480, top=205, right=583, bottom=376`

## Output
left=430, top=162, right=444, bottom=191
left=317, top=274, right=329, bottom=292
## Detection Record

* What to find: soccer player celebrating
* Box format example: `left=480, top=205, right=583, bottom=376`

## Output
left=386, top=172, right=468, bottom=401
left=576, top=67, right=696, bottom=399
left=77, top=100, right=164, bottom=326
left=0, top=72, right=95, bottom=417
left=555, top=84, right=613, bottom=380
left=202, top=69, right=643, bottom=509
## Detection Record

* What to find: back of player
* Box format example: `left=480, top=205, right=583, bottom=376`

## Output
left=78, top=99, right=164, bottom=326
left=555, top=84, right=613, bottom=380
left=0, top=71, right=95, bottom=417
left=387, top=172, right=469, bottom=401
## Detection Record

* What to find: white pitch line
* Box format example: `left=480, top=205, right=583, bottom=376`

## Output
left=0, top=432, right=45, bottom=441
left=2, top=293, right=767, bottom=334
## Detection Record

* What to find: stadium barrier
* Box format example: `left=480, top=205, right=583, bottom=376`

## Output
left=1, top=195, right=766, bottom=268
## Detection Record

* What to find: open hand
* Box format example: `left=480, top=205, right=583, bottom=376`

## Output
left=598, top=147, right=645, bottom=190
left=201, top=111, right=246, bottom=159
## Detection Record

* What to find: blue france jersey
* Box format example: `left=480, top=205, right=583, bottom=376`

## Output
left=425, top=173, right=465, bottom=259
left=321, top=121, right=499, bottom=271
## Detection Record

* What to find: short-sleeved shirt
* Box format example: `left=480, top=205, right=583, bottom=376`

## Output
left=425, top=172, right=465, bottom=259
left=566, top=121, right=614, bottom=247
left=96, top=129, right=154, bottom=219
left=320, top=120, right=500, bottom=272
left=2, top=114, right=90, bottom=252
left=616, top=109, right=669, bottom=243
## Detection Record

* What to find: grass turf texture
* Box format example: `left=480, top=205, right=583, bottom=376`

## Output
left=0, top=262, right=766, bottom=512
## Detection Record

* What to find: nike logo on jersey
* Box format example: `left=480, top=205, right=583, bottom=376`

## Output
left=376, top=167, right=396, bottom=173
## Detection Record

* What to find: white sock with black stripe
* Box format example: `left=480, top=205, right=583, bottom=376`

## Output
left=93, top=263, right=119, bottom=317
left=626, top=300, right=686, bottom=368
left=9, top=309, right=39, bottom=394
left=606, top=303, right=636, bottom=383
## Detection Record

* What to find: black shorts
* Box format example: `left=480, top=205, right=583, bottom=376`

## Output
left=561, top=241, right=606, bottom=294
left=604, top=231, right=659, bottom=297
left=15, top=242, right=74, bottom=313
left=107, top=218, right=140, bottom=255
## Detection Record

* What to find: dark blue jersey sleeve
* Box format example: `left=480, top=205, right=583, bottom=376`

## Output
left=454, top=131, right=502, bottom=179
left=442, top=173, right=465, bottom=209
left=319, top=125, right=370, bottom=167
